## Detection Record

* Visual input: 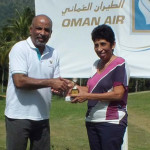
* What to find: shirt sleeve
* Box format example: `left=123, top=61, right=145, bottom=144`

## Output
left=9, top=42, right=28, bottom=75
left=112, top=63, right=128, bottom=87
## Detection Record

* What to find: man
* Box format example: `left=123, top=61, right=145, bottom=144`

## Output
left=5, top=15, right=70, bottom=150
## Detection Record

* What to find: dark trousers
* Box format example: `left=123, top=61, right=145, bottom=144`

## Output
left=86, top=122, right=126, bottom=150
left=5, top=116, right=50, bottom=150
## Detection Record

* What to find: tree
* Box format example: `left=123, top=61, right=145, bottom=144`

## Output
left=0, top=7, right=35, bottom=93
left=0, top=30, right=14, bottom=92
left=7, top=7, right=35, bottom=40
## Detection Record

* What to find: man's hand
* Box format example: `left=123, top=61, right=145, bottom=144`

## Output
left=50, top=78, right=69, bottom=93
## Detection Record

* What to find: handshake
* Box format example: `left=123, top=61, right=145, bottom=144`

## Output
left=51, top=78, right=88, bottom=103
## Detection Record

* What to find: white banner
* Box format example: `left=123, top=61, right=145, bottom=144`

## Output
left=35, top=0, right=150, bottom=78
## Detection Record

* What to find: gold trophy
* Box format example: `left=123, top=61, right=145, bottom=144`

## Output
left=65, top=78, right=79, bottom=101
left=71, top=78, right=79, bottom=94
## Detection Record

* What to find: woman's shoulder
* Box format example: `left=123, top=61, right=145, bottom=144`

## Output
left=93, top=59, right=99, bottom=67
left=114, top=56, right=126, bottom=64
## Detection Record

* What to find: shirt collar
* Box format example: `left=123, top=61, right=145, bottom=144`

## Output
left=26, top=37, right=49, bottom=53
left=26, top=37, right=36, bottom=49
left=26, top=37, right=50, bottom=59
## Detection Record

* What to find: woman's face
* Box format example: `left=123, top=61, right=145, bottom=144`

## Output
left=94, top=38, right=115, bottom=61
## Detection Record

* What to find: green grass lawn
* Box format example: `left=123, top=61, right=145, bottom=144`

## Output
left=0, top=96, right=6, bottom=150
left=1, top=92, right=150, bottom=150
left=128, top=91, right=150, bottom=150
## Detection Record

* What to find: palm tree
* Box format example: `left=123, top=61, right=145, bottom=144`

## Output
left=0, top=7, right=35, bottom=93
left=0, top=30, right=14, bottom=93
left=7, top=7, right=35, bottom=40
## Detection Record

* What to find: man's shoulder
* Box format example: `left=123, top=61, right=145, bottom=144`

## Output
left=13, top=39, right=28, bottom=48
left=10, top=39, right=29, bottom=55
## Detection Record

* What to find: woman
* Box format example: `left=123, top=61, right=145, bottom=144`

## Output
left=71, top=24, right=130, bottom=150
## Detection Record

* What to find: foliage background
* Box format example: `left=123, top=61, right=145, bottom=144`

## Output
left=0, top=0, right=35, bottom=29
left=0, top=0, right=35, bottom=92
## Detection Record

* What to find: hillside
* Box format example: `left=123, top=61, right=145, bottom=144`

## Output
left=0, top=0, right=35, bottom=29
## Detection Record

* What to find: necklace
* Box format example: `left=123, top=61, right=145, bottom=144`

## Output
left=97, top=55, right=116, bottom=73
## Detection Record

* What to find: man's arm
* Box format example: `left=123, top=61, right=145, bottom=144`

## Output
left=13, top=74, right=69, bottom=92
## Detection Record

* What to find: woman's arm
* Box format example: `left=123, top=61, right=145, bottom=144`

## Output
left=71, top=85, right=125, bottom=103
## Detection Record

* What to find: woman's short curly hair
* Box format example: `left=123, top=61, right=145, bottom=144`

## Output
left=91, top=24, right=115, bottom=45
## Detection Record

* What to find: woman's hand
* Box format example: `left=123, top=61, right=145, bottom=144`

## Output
left=71, top=95, right=87, bottom=103
left=70, top=86, right=88, bottom=103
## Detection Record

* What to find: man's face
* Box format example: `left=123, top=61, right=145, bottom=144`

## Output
left=30, top=16, right=52, bottom=50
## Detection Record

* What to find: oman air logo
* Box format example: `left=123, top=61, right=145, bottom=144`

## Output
left=139, top=0, right=150, bottom=24
left=132, top=0, right=150, bottom=32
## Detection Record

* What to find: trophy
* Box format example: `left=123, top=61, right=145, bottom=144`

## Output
left=70, top=78, right=79, bottom=94
left=65, top=78, right=79, bottom=101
